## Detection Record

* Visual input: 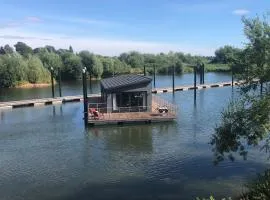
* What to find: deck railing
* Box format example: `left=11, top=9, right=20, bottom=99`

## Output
left=88, top=105, right=149, bottom=114
left=152, top=95, right=178, bottom=115
left=87, top=96, right=178, bottom=121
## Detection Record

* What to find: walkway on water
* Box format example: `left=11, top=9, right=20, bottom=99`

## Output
left=0, top=81, right=237, bottom=109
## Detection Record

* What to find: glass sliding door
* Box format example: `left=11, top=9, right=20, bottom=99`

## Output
left=113, top=92, right=147, bottom=112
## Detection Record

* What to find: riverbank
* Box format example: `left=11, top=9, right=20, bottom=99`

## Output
left=15, top=83, right=51, bottom=88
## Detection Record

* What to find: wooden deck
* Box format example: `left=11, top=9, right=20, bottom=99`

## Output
left=88, top=112, right=176, bottom=125
left=88, top=96, right=177, bottom=126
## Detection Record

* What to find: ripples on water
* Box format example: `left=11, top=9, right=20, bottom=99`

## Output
left=0, top=75, right=269, bottom=200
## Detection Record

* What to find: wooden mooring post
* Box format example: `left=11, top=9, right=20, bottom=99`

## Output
left=172, top=64, right=175, bottom=93
left=153, top=64, right=156, bottom=88
left=194, top=66, right=197, bottom=101
left=50, top=67, right=55, bottom=98
left=144, top=65, right=146, bottom=76
left=58, top=68, right=62, bottom=97
left=89, top=72, right=92, bottom=93
left=231, top=66, right=234, bottom=88
left=202, top=63, right=205, bottom=84
left=82, top=67, right=88, bottom=126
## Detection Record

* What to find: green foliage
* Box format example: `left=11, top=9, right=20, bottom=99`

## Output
left=213, top=45, right=241, bottom=64
left=45, top=45, right=56, bottom=53
left=240, top=169, right=270, bottom=200
left=126, top=51, right=144, bottom=68
left=69, top=45, right=74, bottom=53
left=196, top=196, right=231, bottom=200
left=39, top=51, right=62, bottom=70
left=14, top=42, right=32, bottom=57
left=204, top=64, right=230, bottom=72
left=61, top=52, right=82, bottom=80
left=0, top=45, right=14, bottom=54
left=27, top=56, right=44, bottom=83
left=79, top=50, right=94, bottom=73
left=0, top=54, right=26, bottom=87
left=211, top=14, right=270, bottom=164
left=0, top=40, right=236, bottom=87
left=239, top=15, right=270, bottom=87
left=101, top=57, right=114, bottom=77
left=197, top=170, right=270, bottom=200
left=0, top=53, right=50, bottom=87
left=27, top=56, right=50, bottom=84
left=91, top=55, right=103, bottom=78
left=211, top=95, right=270, bottom=164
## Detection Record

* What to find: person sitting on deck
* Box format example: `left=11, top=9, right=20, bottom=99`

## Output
left=89, top=108, right=99, bottom=120
left=93, top=109, right=99, bottom=120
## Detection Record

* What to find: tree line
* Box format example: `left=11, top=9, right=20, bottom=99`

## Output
left=0, top=40, right=237, bottom=88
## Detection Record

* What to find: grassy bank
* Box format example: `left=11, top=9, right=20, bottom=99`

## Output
left=15, top=82, right=51, bottom=88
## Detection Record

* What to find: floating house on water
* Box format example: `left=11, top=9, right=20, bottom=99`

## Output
left=88, top=74, right=177, bottom=125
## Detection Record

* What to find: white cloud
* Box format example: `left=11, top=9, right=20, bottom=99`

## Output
left=43, top=15, right=119, bottom=27
left=0, top=16, right=42, bottom=30
left=232, top=9, right=250, bottom=16
left=0, top=28, right=215, bottom=56
left=25, top=16, right=42, bottom=23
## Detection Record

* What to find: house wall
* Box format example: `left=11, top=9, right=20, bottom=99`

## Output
left=104, top=82, right=152, bottom=113
left=123, top=83, right=152, bottom=112
left=106, top=93, right=112, bottom=113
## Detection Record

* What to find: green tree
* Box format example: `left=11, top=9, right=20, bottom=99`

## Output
left=211, top=15, right=270, bottom=163
left=69, top=45, right=74, bottom=53
left=101, top=57, right=114, bottom=77
left=241, top=15, right=270, bottom=93
left=40, top=51, right=62, bottom=70
left=0, top=54, right=27, bottom=87
left=0, top=45, right=14, bottom=54
left=113, top=58, right=131, bottom=75
left=91, top=55, right=103, bottom=78
left=27, top=56, right=50, bottom=83
left=14, top=42, right=32, bottom=57
left=79, top=51, right=93, bottom=73
left=45, top=45, right=56, bottom=53
left=126, top=51, right=144, bottom=68
left=213, top=45, right=241, bottom=64
left=61, top=52, right=82, bottom=80
left=33, top=47, right=47, bottom=54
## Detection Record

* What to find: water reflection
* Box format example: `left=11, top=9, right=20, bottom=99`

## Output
left=1, top=86, right=269, bottom=200
left=86, top=125, right=154, bottom=152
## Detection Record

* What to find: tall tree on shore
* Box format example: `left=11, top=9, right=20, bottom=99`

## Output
left=211, top=14, right=270, bottom=164
left=69, top=45, right=74, bottom=53
left=213, top=45, right=241, bottom=64
left=61, top=52, right=82, bottom=80
left=14, top=42, right=32, bottom=57
left=0, top=45, right=14, bottom=55
left=240, top=15, right=270, bottom=93
left=39, top=51, right=62, bottom=71
left=91, top=55, right=103, bottom=78
left=79, top=51, right=93, bottom=73
left=45, top=45, right=56, bottom=53
left=0, top=54, right=27, bottom=87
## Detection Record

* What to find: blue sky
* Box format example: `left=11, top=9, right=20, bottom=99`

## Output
left=0, top=0, right=269, bottom=56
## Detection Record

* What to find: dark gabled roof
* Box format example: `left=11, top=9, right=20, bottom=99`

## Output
left=100, top=74, right=152, bottom=92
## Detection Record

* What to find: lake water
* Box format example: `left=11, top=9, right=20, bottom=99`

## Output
left=0, top=73, right=269, bottom=200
